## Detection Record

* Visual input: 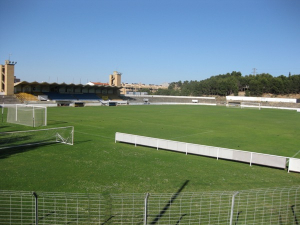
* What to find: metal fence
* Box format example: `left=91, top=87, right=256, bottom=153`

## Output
left=0, top=186, right=299, bottom=224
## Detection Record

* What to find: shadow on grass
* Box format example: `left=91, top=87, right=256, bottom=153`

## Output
left=0, top=134, right=33, bottom=150
left=149, top=180, right=189, bottom=225
left=0, top=142, right=57, bottom=159
left=75, top=140, right=92, bottom=145
left=0, top=125, right=10, bottom=129
left=47, top=120, right=69, bottom=126
left=100, top=216, right=115, bottom=225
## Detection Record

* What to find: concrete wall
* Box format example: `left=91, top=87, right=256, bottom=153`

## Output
left=124, top=95, right=216, bottom=105
left=226, top=96, right=297, bottom=103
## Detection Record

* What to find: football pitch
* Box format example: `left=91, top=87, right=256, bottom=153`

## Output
left=0, top=105, right=300, bottom=194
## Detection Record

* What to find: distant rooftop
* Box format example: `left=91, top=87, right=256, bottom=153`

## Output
left=87, top=81, right=109, bottom=86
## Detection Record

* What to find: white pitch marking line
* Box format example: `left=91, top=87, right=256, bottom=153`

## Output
left=291, top=150, right=300, bottom=158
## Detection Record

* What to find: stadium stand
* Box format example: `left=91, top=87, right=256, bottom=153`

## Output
left=44, top=92, right=102, bottom=101
left=15, top=93, right=39, bottom=102
left=108, top=95, right=123, bottom=101
left=100, top=95, right=109, bottom=100
left=0, top=95, right=21, bottom=104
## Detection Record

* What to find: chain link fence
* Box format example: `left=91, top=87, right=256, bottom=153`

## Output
left=0, top=186, right=299, bottom=224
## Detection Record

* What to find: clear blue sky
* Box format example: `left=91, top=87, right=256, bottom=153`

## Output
left=1, top=0, right=299, bottom=85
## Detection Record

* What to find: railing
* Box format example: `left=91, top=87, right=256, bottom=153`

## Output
left=0, top=186, right=299, bottom=224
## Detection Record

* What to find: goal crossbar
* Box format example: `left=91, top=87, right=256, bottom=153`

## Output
left=240, top=102, right=261, bottom=110
left=0, top=126, right=74, bottom=150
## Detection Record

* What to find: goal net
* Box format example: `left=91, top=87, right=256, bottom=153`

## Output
left=0, top=126, right=74, bottom=150
left=240, top=102, right=261, bottom=110
left=7, top=104, right=47, bottom=127
left=226, top=102, right=240, bottom=108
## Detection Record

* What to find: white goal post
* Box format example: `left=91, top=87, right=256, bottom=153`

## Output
left=6, top=104, right=47, bottom=127
left=240, top=102, right=261, bottom=110
left=0, top=126, right=74, bottom=150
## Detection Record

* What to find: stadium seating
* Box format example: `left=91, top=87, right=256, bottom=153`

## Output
left=108, top=95, right=123, bottom=101
left=15, top=93, right=39, bottom=102
left=43, top=92, right=102, bottom=101
left=1, top=95, right=21, bottom=104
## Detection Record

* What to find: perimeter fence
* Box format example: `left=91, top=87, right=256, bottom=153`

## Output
left=0, top=186, right=299, bottom=224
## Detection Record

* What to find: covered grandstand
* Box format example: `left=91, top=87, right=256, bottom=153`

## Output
left=1, top=62, right=125, bottom=105
left=13, top=81, right=124, bottom=106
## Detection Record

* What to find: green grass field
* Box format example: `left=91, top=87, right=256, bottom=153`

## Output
left=0, top=105, right=300, bottom=194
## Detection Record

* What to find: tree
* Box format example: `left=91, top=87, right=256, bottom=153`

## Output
left=138, top=88, right=151, bottom=94
left=271, top=78, right=284, bottom=95
left=249, top=79, right=263, bottom=96
left=153, top=71, right=300, bottom=97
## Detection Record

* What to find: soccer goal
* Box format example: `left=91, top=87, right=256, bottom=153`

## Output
left=226, top=102, right=240, bottom=108
left=240, top=102, right=261, bottom=110
left=6, top=104, right=47, bottom=127
left=0, top=126, right=74, bottom=150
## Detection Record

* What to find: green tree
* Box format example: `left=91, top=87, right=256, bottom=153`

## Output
left=154, top=72, right=300, bottom=97
left=249, top=79, right=263, bottom=96
left=138, top=88, right=151, bottom=94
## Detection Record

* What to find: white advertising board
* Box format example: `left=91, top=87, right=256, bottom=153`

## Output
left=115, top=132, right=135, bottom=144
left=157, top=139, right=169, bottom=150
left=167, top=140, right=179, bottom=152
left=232, top=150, right=252, bottom=163
left=288, top=158, right=300, bottom=173
left=115, top=132, right=291, bottom=172
left=177, top=142, right=187, bottom=153
left=218, top=148, right=234, bottom=160
left=251, top=153, right=286, bottom=169
left=136, top=136, right=157, bottom=148
left=226, top=96, right=296, bottom=103
left=187, top=143, right=201, bottom=155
